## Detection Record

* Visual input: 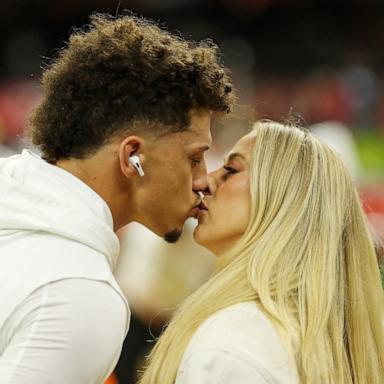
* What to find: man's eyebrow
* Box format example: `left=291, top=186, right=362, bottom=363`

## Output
left=190, top=144, right=210, bottom=152
left=224, top=152, right=246, bottom=163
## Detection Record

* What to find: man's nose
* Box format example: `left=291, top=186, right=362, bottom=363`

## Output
left=192, top=160, right=209, bottom=193
left=193, top=171, right=218, bottom=197
left=192, top=174, right=208, bottom=194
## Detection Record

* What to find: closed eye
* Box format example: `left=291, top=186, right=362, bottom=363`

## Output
left=191, top=158, right=202, bottom=167
left=223, top=166, right=238, bottom=179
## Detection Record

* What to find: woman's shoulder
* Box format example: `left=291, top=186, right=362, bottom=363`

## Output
left=185, top=302, right=283, bottom=350
left=178, top=301, right=299, bottom=383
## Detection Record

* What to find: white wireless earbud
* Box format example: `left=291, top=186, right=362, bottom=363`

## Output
left=129, top=155, right=145, bottom=177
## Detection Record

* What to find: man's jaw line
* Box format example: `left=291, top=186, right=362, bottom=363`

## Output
left=164, top=228, right=182, bottom=243
left=164, top=199, right=202, bottom=243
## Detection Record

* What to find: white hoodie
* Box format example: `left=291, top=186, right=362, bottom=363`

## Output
left=0, top=149, right=129, bottom=332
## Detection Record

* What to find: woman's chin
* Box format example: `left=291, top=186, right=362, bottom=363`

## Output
left=193, top=221, right=208, bottom=246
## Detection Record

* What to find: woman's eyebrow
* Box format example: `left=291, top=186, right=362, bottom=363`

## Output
left=224, top=152, right=246, bottom=163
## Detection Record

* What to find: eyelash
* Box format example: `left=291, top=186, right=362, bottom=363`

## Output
left=223, top=166, right=238, bottom=178
left=191, top=158, right=202, bottom=166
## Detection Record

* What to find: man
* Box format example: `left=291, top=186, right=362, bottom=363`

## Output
left=0, top=14, right=234, bottom=383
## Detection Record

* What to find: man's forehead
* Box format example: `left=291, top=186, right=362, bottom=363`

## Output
left=178, top=125, right=212, bottom=150
left=163, top=109, right=212, bottom=148
left=181, top=131, right=212, bottom=151
left=189, top=109, right=212, bottom=136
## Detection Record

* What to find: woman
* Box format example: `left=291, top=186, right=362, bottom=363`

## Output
left=139, top=120, right=384, bottom=384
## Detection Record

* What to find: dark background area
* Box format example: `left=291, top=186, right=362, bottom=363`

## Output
left=0, top=1, right=383, bottom=78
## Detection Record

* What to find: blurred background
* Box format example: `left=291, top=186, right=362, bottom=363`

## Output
left=1, top=1, right=383, bottom=383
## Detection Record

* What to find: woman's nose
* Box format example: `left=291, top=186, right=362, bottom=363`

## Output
left=206, top=170, right=219, bottom=195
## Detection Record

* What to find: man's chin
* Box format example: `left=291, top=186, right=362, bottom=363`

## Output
left=163, top=228, right=182, bottom=243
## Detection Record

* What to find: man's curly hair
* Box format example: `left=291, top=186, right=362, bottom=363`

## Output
left=29, top=13, right=235, bottom=163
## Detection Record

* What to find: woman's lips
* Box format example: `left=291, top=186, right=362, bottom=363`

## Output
left=198, top=201, right=209, bottom=211
left=196, top=201, right=208, bottom=220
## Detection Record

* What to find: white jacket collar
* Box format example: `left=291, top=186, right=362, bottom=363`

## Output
left=0, top=150, right=120, bottom=270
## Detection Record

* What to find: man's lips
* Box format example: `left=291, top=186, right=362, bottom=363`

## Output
left=190, top=199, right=209, bottom=218
left=195, top=201, right=209, bottom=219
left=191, top=194, right=208, bottom=219
left=198, top=200, right=208, bottom=211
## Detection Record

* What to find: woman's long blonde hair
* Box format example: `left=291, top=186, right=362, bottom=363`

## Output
left=139, top=121, right=384, bottom=384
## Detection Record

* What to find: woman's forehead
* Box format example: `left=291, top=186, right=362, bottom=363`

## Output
left=228, top=133, right=255, bottom=160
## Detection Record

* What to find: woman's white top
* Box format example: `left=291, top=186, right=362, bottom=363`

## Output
left=176, top=302, right=299, bottom=384
left=0, top=150, right=130, bottom=383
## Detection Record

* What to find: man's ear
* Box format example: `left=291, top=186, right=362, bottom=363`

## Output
left=118, top=136, right=146, bottom=178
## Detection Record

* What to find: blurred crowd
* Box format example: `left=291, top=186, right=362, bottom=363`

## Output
left=1, top=1, right=383, bottom=383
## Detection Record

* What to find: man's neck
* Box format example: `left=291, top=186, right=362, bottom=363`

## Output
left=55, top=155, right=133, bottom=231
